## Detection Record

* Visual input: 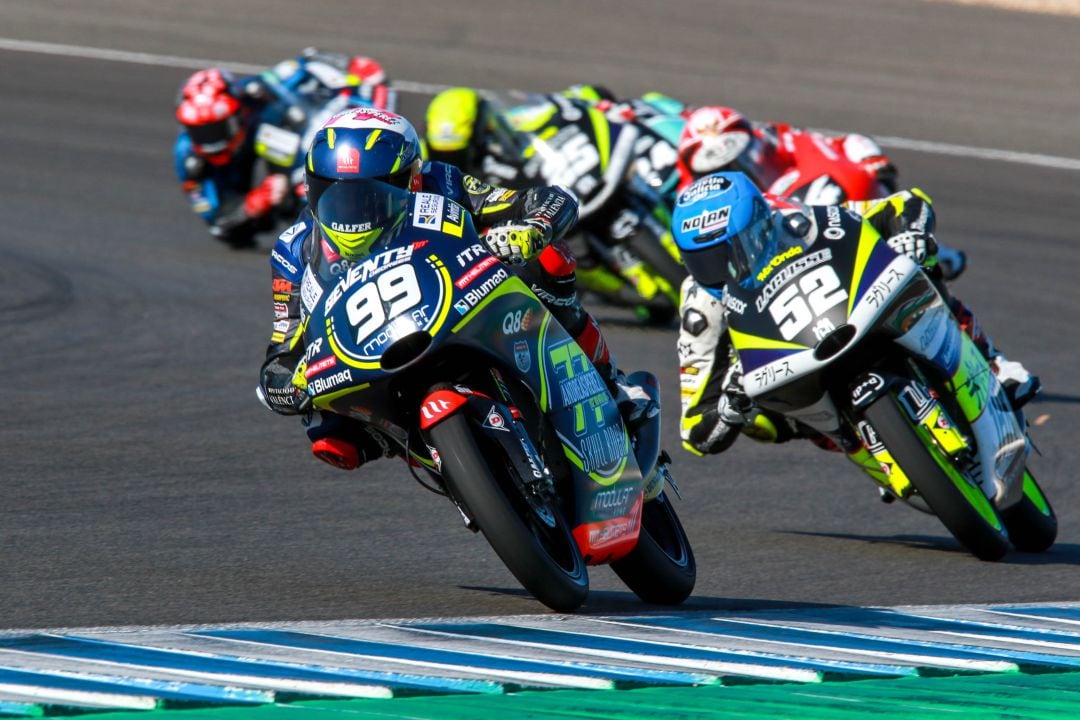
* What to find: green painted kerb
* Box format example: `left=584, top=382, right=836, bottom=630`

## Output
left=46, top=670, right=1080, bottom=720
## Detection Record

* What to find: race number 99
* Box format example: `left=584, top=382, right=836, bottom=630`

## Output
left=768, top=266, right=848, bottom=341
left=346, top=265, right=422, bottom=342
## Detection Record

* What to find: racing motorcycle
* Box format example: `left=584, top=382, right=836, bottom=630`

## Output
left=500, top=94, right=687, bottom=324
left=721, top=205, right=1055, bottom=560
left=294, top=181, right=696, bottom=611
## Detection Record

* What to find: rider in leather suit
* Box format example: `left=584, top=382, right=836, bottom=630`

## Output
left=258, top=109, right=652, bottom=470
left=674, top=172, right=1040, bottom=459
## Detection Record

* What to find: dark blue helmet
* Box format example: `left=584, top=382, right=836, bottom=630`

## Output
left=672, top=171, right=773, bottom=289
left=305, top=108, right=422, bottom=211
left=305, top=109, right=422, bottom=259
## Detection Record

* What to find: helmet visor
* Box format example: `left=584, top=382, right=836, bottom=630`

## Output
left=187, top=115, right=241, bottom=154
left=314, top=179, right=409, bottom=261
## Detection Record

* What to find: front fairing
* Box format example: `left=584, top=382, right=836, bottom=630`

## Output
left=725, top=209, right=919, bottom=404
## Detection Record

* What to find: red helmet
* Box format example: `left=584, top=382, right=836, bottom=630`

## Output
left=677, top=106, right=758, bottom=181
left=176, top=69, right=245, bottom=165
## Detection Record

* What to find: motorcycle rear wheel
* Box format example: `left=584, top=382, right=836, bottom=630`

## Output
left=1001, top=468, right=1057, bottom=552
left=610, top=491, right=696, bottom=605
left=864, top=393, right=1010, bottom=561
left=428, top=413, right=589, bottom=612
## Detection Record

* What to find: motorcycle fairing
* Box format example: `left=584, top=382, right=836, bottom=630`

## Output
left=299, top=192, right=643, bottom=560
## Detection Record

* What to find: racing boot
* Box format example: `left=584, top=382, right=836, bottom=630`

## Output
left=306, top=411, right=397, bottom=471
left=950, top=298, right=1041, bottom=409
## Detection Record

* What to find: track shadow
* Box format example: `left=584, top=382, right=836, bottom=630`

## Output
left=457, top=584, right=851, bottom=615
left=780, top=529, right=1080, bottom=566
left=1030, top=392, right=1080, bottom=405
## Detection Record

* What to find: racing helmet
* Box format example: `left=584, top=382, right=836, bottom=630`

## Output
left=424, top=87, right=491, bottom=171
left=677, top=106, right=760, bottom=182
left=176, top=68, right=246, bottom=165
left=305, top=108, right=422, bottom=259
left=671, top=171, right=774, bottom=289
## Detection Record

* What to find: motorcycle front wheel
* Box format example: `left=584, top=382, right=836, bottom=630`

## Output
left=427, top=412, right=589, bottom=612
left=1001, top=468, right=1057, bottom=552
left=863, top=393, right=1010, bottom=561
left=610, top=491, right=696, bottom=604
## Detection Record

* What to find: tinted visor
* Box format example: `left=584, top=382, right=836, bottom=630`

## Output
left=307, top=166, right=414, bottom=213
left=315, top=180, right=409, bottom=248
left=186, top=116, right=241, bottom=153
left=727, top=201, right=775, bottom=283
left=680, top=242, right=734, bottom=289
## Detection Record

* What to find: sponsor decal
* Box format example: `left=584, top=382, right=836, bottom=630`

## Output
left=823, top=204, right=845, bottom=240
left=330, top=221, right=372, bottom=233
left=591, top=485, right=636, bottom=513
left=412, top=192, right=444, bottom=229
left=303, top=337, right=324, bottom=362
left=724, top=293, right=747, bottom=315
left=514, top=340, right=531, bottom=373
left=851, top=373, right=885, bottom=406
left=463, top=176, right=492, bottom=194
left=323, top=245, right=417, bottom=313
left=336, top=146, right=359, bottom=174
left=300, top=269, right=322, bottom=314
left=273, top=302, right=289, bottom=319
left=501, top=308, right=532, bottom=335
left=454, top=243, right=487, bottom=267
left=273, top=319, right=289, bottom=333
left=453, top=267, right=509, bottom=315
left=483, top=406, right=511, bottom=432
left=426, top=445, right=442, bottom=471
left=271, top=249, right=299, bottom=276
left=750, top=360, right=795, bottom=388
left=420, top=398, right=453, bottom=421
left=755, top=245, right=804, bottom=282
left=272, top=278, right=293, bottom=293
left=754, top=248, right=832, bottom=313
left=678, top=174, right=732, bottom=205
left=304, top=355, right=338, bottom=378
left=360, top=304, right=434, bottom=356
left=680, top=206, right=731, bottom=238
left=348, top=108, right=398, bottom=125
left=455, top=255, right=500, bottom=289
left=310, top=368, right=353, bottom=395
left=279, top=221, right=306, bottom=243
left=857, top=419, right=884, bottom=451
left=518, top=437, right=544, bottom=478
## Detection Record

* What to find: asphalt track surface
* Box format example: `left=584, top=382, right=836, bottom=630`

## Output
left=1, top=0, right=1079, bottom=630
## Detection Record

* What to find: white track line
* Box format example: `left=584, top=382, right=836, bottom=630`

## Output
left=1, top=36, right=1078, bottom=171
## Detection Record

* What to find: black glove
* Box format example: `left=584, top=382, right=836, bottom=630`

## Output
left=258, top=354, right=310, bottom=415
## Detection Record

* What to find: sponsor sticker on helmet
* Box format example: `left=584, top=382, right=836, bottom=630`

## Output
left=336, top=146, right=359, bottom=174
left=678, top=174, right=732, bottom=205
left=680, top=206, right=731, bottom=238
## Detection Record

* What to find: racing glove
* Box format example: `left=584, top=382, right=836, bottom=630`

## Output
left=244, top=174, right=290, bottom=219
left=886, top=231, right=938, bottom=265
left=484, top=223, right=544, bottom=265
left=258, top=354, right=311, bottom=415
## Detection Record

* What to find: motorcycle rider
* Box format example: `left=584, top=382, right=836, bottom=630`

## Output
left=174, top=49, right=390, bottom=248
left=672, top=171, right=1040, bottom=458
left=674, top=104, right=968, bottom=280
left=258, top=108, right=654, bottom=470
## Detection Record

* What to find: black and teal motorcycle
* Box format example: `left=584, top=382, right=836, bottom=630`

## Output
left=723, top=207, right=1055, bottom=560
left=294, top=182, right=695, bottom=611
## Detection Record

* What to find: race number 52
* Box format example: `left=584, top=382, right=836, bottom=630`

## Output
left=768, top=266, right=848, bottom=341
